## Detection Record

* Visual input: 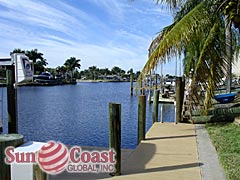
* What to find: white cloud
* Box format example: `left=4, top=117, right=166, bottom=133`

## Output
left=0, top=0, right=90, bottom=39
left=91, top=0, right=125, bottom=21
left=0, top=0, right=174, bottom=73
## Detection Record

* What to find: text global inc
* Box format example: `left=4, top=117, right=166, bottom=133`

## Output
left=5, top=141, right=116, bottom=174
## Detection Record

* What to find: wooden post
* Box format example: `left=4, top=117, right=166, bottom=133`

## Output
left=0, top=134, right=24, bottom=180
left=142, top=78, right=146, bottom=96
left=148, top=71, right=153, bottom=103
left=130, top=73, right=133, bottom=96
left=140, top=78, right=145, bottom=95
left=6, top=65, right=18, bottom=133
left=176, top=77, right=183, bottom=123
left=180, top=77, right=185, bottom=120
left=109, top=103, right=121, bottom=176
left=155, top=74, right=158, bottom=90
left=149, top=71, right=152, bottom=89
left=152, top=90, right=160, bottom=124
left=138, top=95, right=146, bottom=144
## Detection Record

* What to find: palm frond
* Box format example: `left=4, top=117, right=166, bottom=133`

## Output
left=138, top=1, right=210, bottom=82
left=174, top=0, right=202, bottom=21
left=191, top=20, right=227, bottom=109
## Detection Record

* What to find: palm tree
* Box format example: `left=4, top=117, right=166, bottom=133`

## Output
left=56, top=66, right=68, bottom=80
left=10, top=48, right=47, bottom=76
left=56, top=66, right=66, bottom=75
left=111, top=66, right=125, bottom=76
left=222, top=0, right=240, bottom=92
left=139, top=0, right=240, bottom=110
left=99, top=68, right=111, bottom=76
left=35, top=60, right=48, bottom=73
left=25, top=49, right=47, bottom=75
left=88, top=66, right=99, bottom=80
left=64, top=57, right=81, bottom=81
left=10, top=48, right=25, bottom=55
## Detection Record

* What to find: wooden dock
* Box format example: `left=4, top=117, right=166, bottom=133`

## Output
left=50, top=123, right=201, bottom=180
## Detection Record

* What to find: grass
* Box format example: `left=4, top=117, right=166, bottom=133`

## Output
left=206, top=122, right=240, bottom=180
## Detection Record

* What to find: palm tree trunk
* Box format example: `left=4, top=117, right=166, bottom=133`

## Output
left=204, top=63, right=214, bottom=111
left=175, top=56, right=178, bottom=77
left=225, top=17, right=232, bottom=93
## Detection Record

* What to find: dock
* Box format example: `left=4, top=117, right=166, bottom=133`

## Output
left=150, top=96, right=175, bottom=104
left=50, top=122, right=226, bottom=180
left=114, top=123, right=201, bottom=180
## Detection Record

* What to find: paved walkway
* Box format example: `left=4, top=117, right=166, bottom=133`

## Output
left=112, top=123, right=201, bottom=180
left=50, top=123, right=226, bottom=180
left=195, top=124, right=226, bottom=180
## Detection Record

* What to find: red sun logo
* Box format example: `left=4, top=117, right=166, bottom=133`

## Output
left=38, top=141, right=69, bottom=174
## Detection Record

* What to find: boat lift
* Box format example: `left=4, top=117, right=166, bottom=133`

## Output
left=0, top=53, right=33, bottom=134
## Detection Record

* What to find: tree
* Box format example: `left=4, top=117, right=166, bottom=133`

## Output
left=10, top=48, right=25, bottom=55
left=35, top=59, right=48, bottom=73
left=25, top=49, right=47, bottom=75
left=139, top=0, right=240, bottom=110
left=56, top=66, right=67, bottom=75
left=64, top=57, right=81, bottom=81
left=127, top=68, right=134, bottom=75
left=45, top=68, right=56, bottom=77
left=88, top=66, right=99, bottom=80
left=135, top=71, right=141, bottom=80
left=10, top=48, right=47, bottom=75
left=111, top=66, right=125, bottom=76
left=99, top=68, right=111, bottom=76
left=56, top=66, right=68, bottom=80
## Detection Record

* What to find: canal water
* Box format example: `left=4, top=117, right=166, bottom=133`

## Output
left=0, top=82, right=175, bottom=149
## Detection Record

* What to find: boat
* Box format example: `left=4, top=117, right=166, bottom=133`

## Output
left=33, top=72, right=56, bottom=83
left=214, top=93, right=235, bottom=104
left=16, top=71, right=78, bottom=86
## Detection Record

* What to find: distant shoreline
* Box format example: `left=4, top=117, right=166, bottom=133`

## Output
left=77, top=79, right=133, bottom=83
left=16, top=81, right=77, bottom=87
left=0, top=80, right=133, bottom=87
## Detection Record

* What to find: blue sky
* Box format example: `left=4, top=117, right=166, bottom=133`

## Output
left=0, top=0, right=177, bottom=74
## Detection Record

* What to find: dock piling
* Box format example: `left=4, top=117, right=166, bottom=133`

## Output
left=155, top=74, right=157, bottom=90
left=181, top=76, right=185, bottom=116
left=0, top=134, right=24, bottom=180
left=140, top=78, right=143, bottom=95
left=152, top=90, right=160, bottom=124
left=175, top=77, right=184, bottom=123
left=130, top=73, right=133, bottom=96
left=138, top=95, right=146, bottom=144
left=109, top=103, right=121, bottom=176
left=6, top=65, right=18, bottom=133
